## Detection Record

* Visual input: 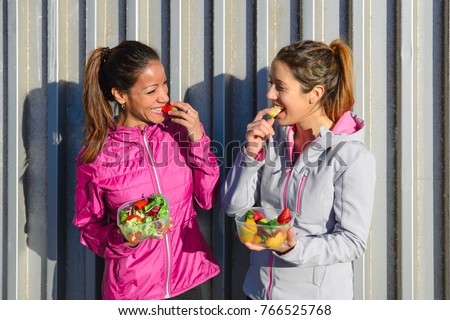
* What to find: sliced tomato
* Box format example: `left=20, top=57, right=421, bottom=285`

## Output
left=134, top=199, right=149, bottom=210
left=124, top=214, right=143, bottom=223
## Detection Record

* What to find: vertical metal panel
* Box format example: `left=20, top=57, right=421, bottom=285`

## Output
left=432, top=0, right=449, bottom=300
left=226, top=0, right=256, bottom=299
left=47, top=0, right=60, bottom=300
left=323, top=0, right=341, bottom=42
left=256, top=0, right=269, bottom=108
left=400, top=0, right=415, bottom=299
left=0, top=0, right=5, bottom=299
left=351, top=0, right=369, bottom=300
left=133, top=0, right=165, bottom=53
left=302, top=0, right=318, bottom=39
left=415, top=0, right=435, bottom=299
left=365, top=0, right=389, bottom=300
left=83, top=0, right=100, bottom=300
left=269, top=0, right=297, bottom=51
left=126, top=0, right=139, bottom=40
left=170, top=0, right=182, bottom=101
left=445, top=0, right=450, bottom=300
left=60, top=0, right=87, bottom=300
left=1, top=0, right=450, bottom=301
left=6, top=0, right=20, bottom=300
left=212, top=0, right=227, bottom=300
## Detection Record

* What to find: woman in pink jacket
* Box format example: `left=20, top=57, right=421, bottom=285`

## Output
left=73, top=40, right=220, bottom=300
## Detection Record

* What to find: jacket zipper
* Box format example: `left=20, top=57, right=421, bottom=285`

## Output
left=269, top=126, right=295, bottom=299
left=266, top=255, right=275, bottom=299
left=282, top=126, right=295, bottom=209
left=282, top=168, right=292, bottom=209
left=270, top=127, right=307, bottom=299
left=296, top=170, right=309, bottom=213
left=142, top=129, right=172, bottom=299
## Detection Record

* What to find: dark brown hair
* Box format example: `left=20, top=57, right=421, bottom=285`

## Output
left=81, top=41, right=160, bottom=163
left=274, top=39, right=354, bottom=122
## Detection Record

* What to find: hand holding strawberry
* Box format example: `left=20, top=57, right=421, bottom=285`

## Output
left=245, top=108, right=276, bottom=159
left=164, top=101, right=204, bottom=141
left=162, top=103, right=178, bottom=114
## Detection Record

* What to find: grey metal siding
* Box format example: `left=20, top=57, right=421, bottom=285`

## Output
left=1, top=0, right=449, bottom=300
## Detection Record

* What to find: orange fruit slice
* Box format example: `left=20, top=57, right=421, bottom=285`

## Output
left=245, top=218, right=258, bottom=233
left=239, top=223, right=257, bottom=243
left=252, top=235, right=262, bottom=244
left=265, top=232, right=285, bottom=249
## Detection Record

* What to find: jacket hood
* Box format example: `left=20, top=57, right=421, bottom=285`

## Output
left=325, top=111, right=366, bottom=143
left=276, top=111, right=368, bottom=169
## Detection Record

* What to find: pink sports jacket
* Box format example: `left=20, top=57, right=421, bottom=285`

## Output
left=74, top=119, right=220, bottom=299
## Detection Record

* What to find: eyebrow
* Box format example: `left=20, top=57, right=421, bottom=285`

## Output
left=141, top=79, right=167, bottom=91
left=141, top=84, right=158, bottom=91
left=270, top=77, right=285, bottom=85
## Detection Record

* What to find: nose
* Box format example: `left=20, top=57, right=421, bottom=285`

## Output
left=266, top=84, right=277, bottom=100
left=157, top=86, right=170, bottom=103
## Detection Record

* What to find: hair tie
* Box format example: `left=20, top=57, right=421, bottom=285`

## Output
left=101, top=47, right=110, bottom=63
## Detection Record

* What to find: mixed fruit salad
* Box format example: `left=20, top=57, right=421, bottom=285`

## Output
left=236, top=207, right=293, bottom=249
left=117, top=193, right=170, bottom=241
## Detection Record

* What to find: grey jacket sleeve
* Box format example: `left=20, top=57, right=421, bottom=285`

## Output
left=274, top=150, right=376, bottom=266
left=220, top=147, right=265, bottom=216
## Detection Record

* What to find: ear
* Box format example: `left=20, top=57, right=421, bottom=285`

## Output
left=111, top=88, right=127, bottom=105
left=310, top=85, right=325, bottom=104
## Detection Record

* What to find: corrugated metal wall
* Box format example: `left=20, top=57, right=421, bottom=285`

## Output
left=1, top=0, right=449, bottom=300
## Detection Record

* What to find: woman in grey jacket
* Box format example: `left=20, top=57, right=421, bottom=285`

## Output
left=221, top=39, right=376, bottom=299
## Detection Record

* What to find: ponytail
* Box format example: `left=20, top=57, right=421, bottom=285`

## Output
left=328, top=39, right=355, bottom=121
left=80, top=47, right=115, bottom=163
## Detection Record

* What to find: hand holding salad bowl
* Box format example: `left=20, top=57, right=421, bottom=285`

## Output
left=117, top=193, right=171, bottom=247
left=236, top=207, right=296, bottom=253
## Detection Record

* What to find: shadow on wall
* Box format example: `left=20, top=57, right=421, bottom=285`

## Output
left=183, top=68, right=269, bottom=299
left=22, top=81, right=89, bottom=299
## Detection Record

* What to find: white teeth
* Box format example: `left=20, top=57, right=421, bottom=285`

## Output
left=152, top=108, right=162, bottom=112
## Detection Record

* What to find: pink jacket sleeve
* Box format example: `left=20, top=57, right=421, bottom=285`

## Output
left=187, top=133, right=220, bottom=210
left=73, top=163, right=135, bottom=258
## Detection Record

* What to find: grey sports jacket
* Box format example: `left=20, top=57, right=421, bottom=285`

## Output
left=221, top=112, right=376, bottom=299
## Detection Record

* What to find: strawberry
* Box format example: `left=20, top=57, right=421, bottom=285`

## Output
left=247, top=209, right=266, bottom=223
left=162, top=103, right=178, bottom=114
left=277, top=208, right=291, bottom=225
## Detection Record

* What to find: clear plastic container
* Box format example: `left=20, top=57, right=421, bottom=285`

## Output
left=117, top=196, right=170, bottom=241
left=235, top=207, right=294, bottom=249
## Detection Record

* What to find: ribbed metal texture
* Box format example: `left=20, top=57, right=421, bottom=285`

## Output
left=0, top=0, right=448, bottom=300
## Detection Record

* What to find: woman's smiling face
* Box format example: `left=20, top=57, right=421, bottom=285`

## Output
left=119, top=60, right=170, bottom=128
left=266, top=59, right=312, bottom=126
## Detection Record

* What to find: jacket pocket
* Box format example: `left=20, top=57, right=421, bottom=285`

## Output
left=295, top=170, right=309, bottom=214
left=313, top=266, right=326, bottom=287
